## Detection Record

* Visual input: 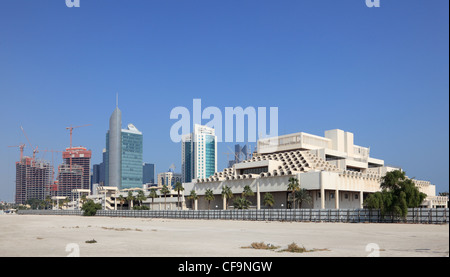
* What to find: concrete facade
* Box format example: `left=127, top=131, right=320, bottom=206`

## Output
left=189, top=129, right=447, bottom=210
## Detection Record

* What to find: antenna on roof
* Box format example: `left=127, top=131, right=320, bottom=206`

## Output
left=116, top=93, right=119, bottom=108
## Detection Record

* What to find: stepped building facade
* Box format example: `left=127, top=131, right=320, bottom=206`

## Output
left=186, top=129, right=447, bottom=210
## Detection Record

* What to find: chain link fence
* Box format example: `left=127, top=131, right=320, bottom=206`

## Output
left=17, top=208, right=448, bottom=224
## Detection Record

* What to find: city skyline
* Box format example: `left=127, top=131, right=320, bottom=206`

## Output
left=0, top=0, right=448, bottom=202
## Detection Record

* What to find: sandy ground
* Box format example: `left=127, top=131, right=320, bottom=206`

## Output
left=0, top=214, right=448, bottom=257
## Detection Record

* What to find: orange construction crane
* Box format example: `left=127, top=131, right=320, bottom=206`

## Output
left=65, top=124, right=91, bottom=170
left=20, top=126, right=38, bottom=165
left=8, top=143, right=26, bottom=161
left=66, top=124, right=91, bottom=149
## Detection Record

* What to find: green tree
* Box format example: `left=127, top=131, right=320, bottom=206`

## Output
left=233, top=197, right=251, bottom=210
left=126, top=191, right=135, bottom=210
left=365, top=170, right=427, bottom=220
left=148, top=189, right=158, bottom=210
left=117, top=194, right=125, bottom=210
left=205, top=189, right=215, bottom=210
left=263, top=193, right=275, bottom=209
left=187, top=189, right=199, bottom=210
left=294, top=189, right=312, bottom=209
left=221, top=185, right=233, bottom=210
left=81, top=199, right=102, bottom=216
left=242, top=185, right=254, bottom=198
left=287, top=177, right=300, bottom=209
left=44, top=196, right=52, bottom=210
left=161, top=185, right=170, bottom=210
left=173, top=182, right=184, bottom=210
left=136, top=190, right=147, bottom=207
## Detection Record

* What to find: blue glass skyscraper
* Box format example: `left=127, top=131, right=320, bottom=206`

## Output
left=105, top=103, right=143, bottom=190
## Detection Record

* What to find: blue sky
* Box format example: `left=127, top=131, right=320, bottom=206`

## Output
left=0, top=0, right=448, bottom=202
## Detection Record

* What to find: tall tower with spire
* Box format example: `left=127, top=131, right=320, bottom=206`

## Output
left=106, top=96, right=122, bottom=188
left=104, top=95, right=143, bottom=190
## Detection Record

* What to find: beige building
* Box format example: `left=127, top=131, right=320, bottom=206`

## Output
left=186, top=129, right=447, bottom=210
left=157, top=171, right=182, bottom=189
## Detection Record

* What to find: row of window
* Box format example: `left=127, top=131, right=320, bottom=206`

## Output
left=316, top=192, right=360, bottom=200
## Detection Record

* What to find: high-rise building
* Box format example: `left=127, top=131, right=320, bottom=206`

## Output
left=106, top=105, right=122, bottom=188
left=182, top=124, right=217, bottom=183
left=15, top=157, right=53, bottom=204
left=143, top=163, right=155, bottom=184
left=57, top=147, right=92, bottom=197
left=227, top=144, right=252, bottom=168
left=105, top=104, right=143, bottom=190
left=121, top=124, right=143, bottom=189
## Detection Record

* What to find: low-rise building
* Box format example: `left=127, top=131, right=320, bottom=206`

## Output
left=186, top=129, right=447, bottom=210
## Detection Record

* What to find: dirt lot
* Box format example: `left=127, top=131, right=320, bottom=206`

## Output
left=0, top=214, right=448, bottom=257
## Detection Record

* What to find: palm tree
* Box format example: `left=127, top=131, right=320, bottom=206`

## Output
left=148, top=189, right=158, bottom=210
left=136, top=190, right=147, bottom=207
left=44, top=195, right=52, bottom=210
left=205, top=189, right=215, bottom=210
left=117, top=194, right=125, bottom=210
left=221, top=185, right=233, bottom=210
left=287, top=177, right=300, bottom=209
left=160, top=185, right=170, bottom=210
left=294, top=189, right=312, bottom=209
left=263, top=193, right=275, bottom=209
left=187, top=189, right=199, bottom=210
left=233, top=197, right=251, bottom=209
left=242, top=185, right=254, bottom=198
left=173, top=182, right=184, bottom=210
left=126, top=191, right=135, bottom=210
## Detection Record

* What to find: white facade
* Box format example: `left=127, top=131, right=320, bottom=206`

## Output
left=182, top=124, right=217, bottom=182
left=190, top=129, right=446, bottom=210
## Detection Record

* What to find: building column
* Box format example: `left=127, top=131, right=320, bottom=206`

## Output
left=256, top=182, right=261, bottom=210
left=223, top=196, right=227, bottom=210
left=360, top=191, right=364, bottom=209
left=335, top=189, right=339, bottom=209
left=194, top=199, right=198, bottom=210
left=320, top=171, right=325, bottom=209
left=320, top=187, right=325, bottom=209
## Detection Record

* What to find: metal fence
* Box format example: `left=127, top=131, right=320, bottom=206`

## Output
left=17, top=208, right=448, bottom=224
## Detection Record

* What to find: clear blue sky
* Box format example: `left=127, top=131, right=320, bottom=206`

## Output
left=0, top=0, right=448, bottom=202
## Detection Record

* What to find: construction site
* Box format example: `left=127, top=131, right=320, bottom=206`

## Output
left=9, top=125, right=91, bottom=206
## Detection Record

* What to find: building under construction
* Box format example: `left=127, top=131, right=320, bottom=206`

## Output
left=57, top=147, right=92, bottom=197
left=15, top=157, right=53, bottom=205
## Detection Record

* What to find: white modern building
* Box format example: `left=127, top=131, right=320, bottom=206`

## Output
left=186, top=129, right=447, bottom=210
left=182, top=124, right=217, bottom=183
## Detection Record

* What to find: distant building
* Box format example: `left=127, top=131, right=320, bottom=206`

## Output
left=15, top=157, right=52, bottom=204
left=182, top=124, right=217, bottom=183
left=158, top=169, right=182, bottom=189
left=143, top=163, right=155, bottom=184
left=58, top=146, right=92, bottom=197
left=227, top=144, right=252, bottom=168
left=105, top=104, right=143, bottom=190
left=121, top=124, right=143, bottom=189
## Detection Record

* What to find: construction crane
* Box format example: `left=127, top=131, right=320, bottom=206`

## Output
left=20, top=126, right=38, bottom=165
left=66, top=124, right=91, bottom=149
left=65, top=124, right=91, bottom=170
left=41, top=149, right=63, bottom=195
left=8, top=143, right=26, bottom=161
